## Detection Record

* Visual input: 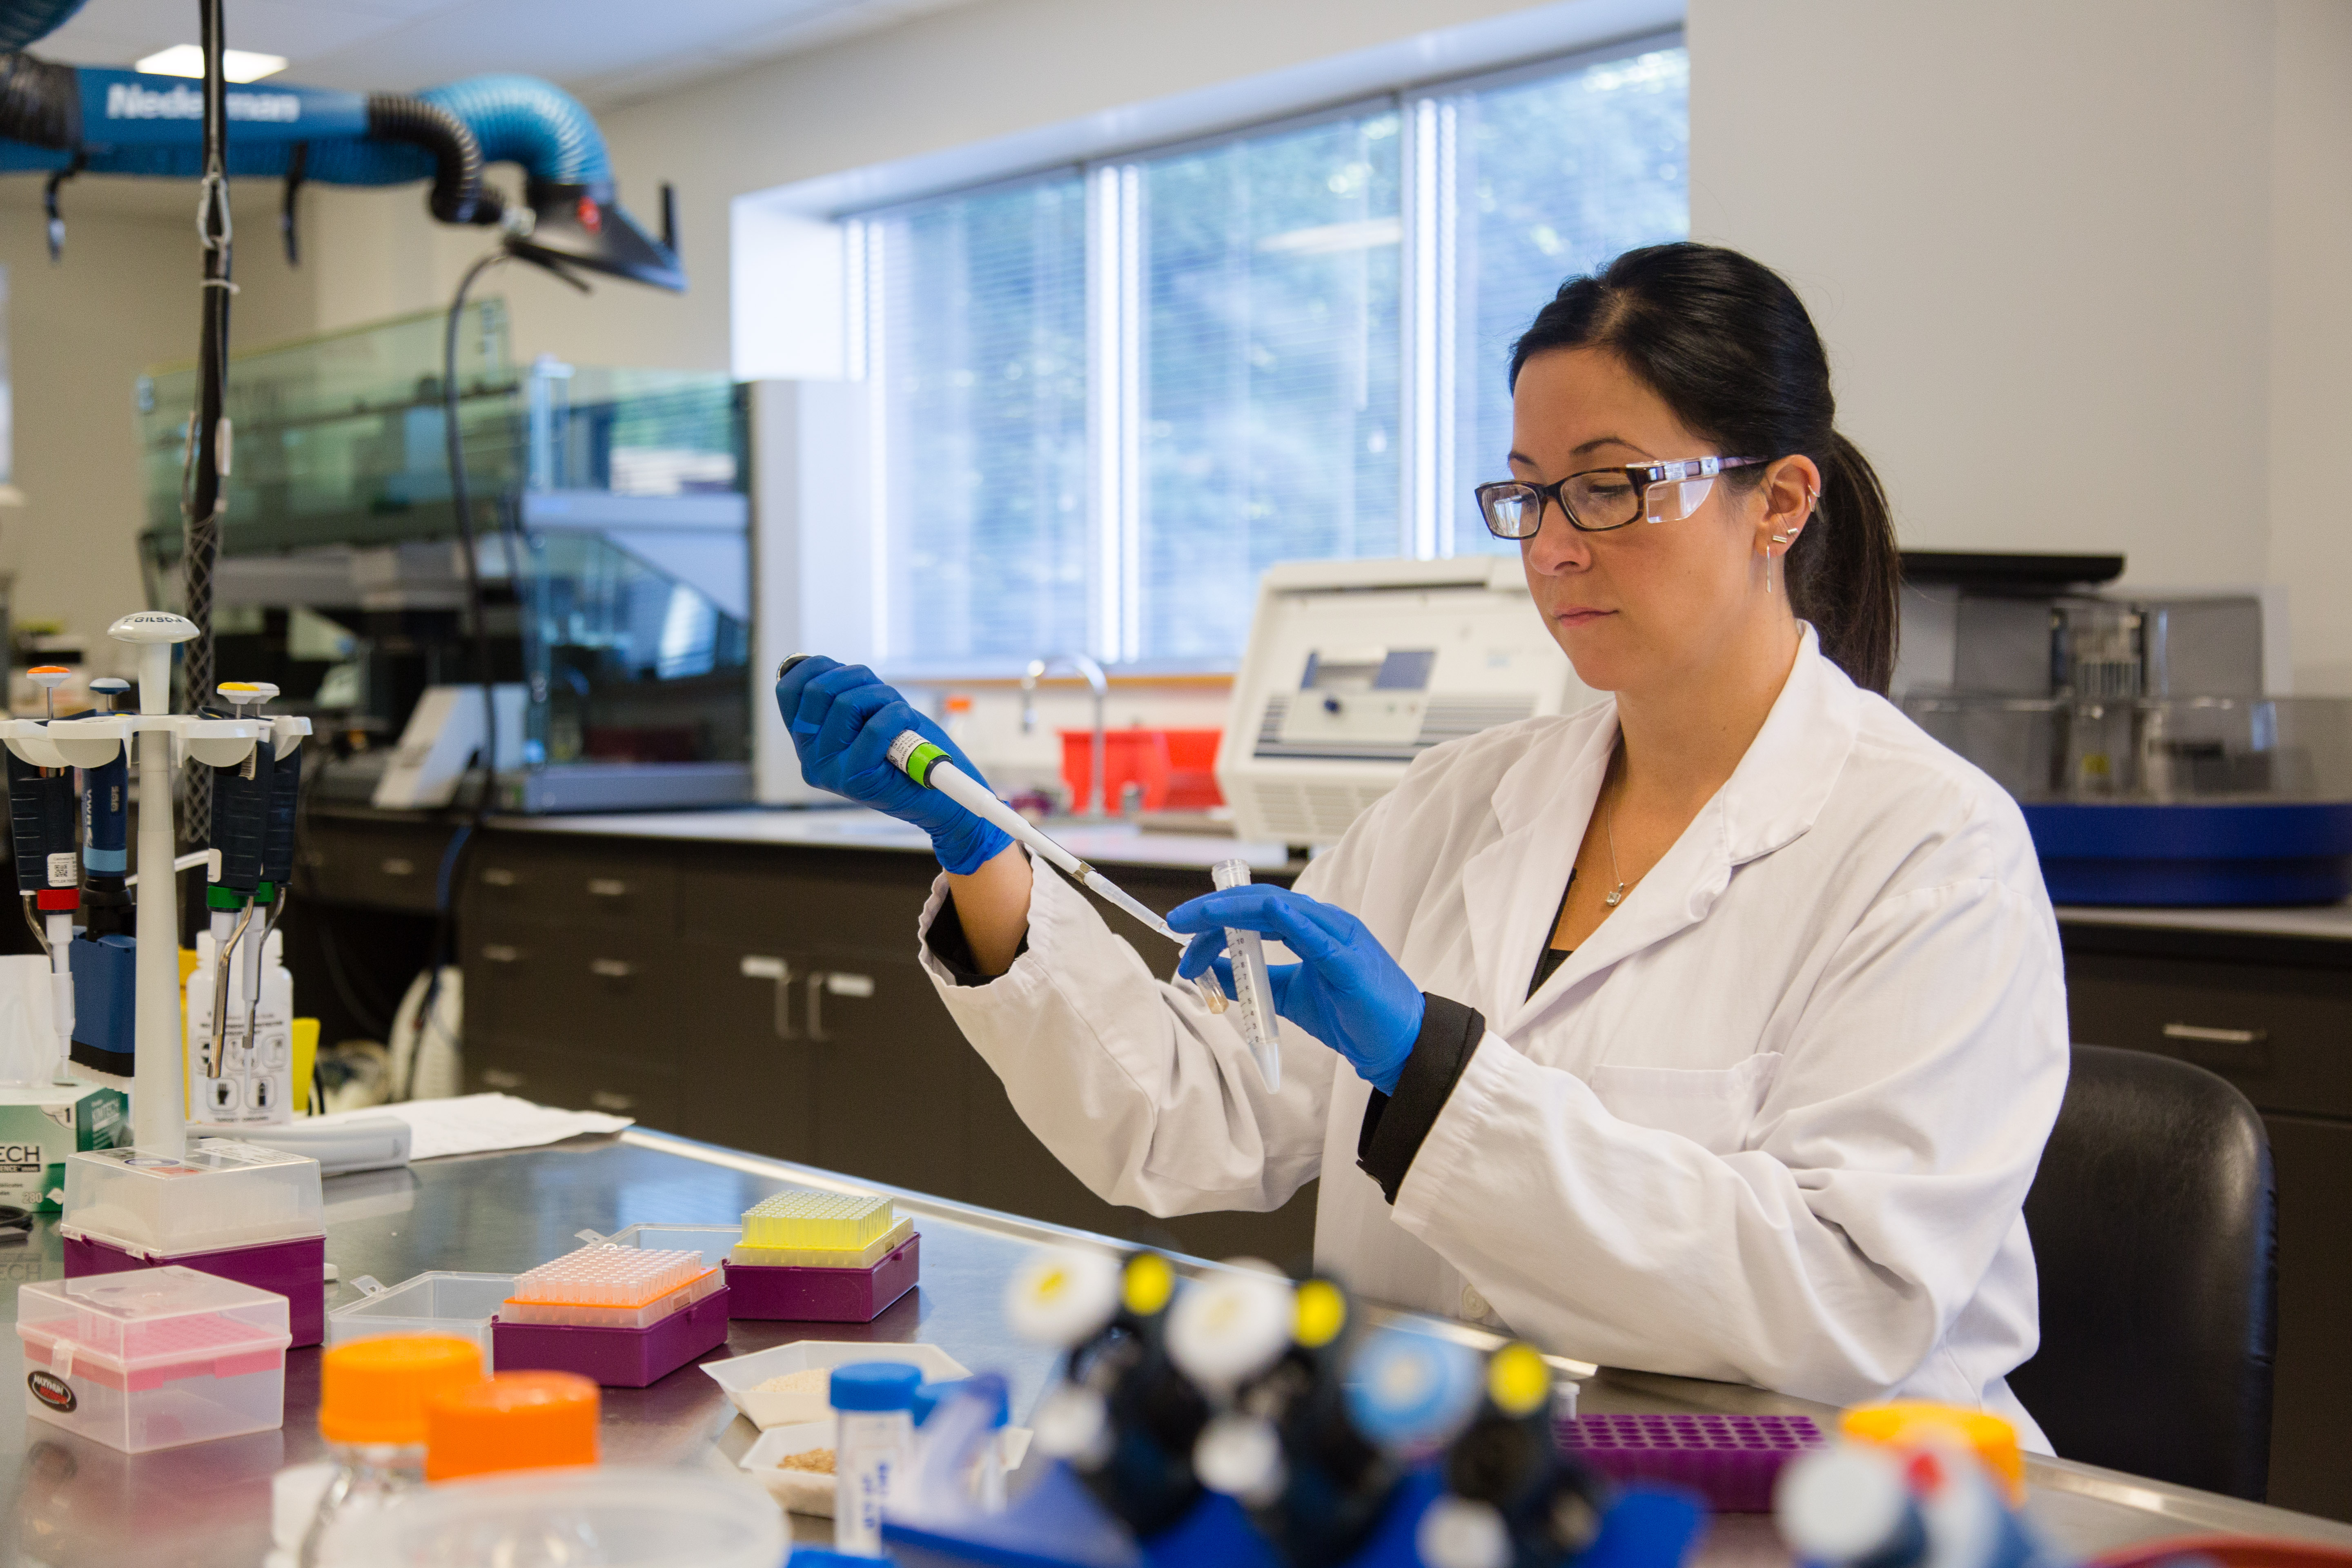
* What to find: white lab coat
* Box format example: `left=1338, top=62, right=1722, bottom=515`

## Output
left=920, top=628, right=2069, bottom=1446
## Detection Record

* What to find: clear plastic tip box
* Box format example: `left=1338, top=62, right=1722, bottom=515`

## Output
left=17, top=1265, right=291, bottom=1453
left=62, top=1140, right=324, bottom=1253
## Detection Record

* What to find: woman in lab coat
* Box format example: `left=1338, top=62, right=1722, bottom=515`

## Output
left=778, top=241, right=2069, bottom=1443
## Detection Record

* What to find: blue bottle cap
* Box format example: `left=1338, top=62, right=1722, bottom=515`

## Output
left=830, top=1361, right=923, bottom=1412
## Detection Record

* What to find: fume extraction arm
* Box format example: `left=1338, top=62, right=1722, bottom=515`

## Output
left=0, top=0, right=683, bottom=290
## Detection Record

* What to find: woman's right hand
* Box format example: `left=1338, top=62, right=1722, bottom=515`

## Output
left=776, top=657, right=1013, bottom=875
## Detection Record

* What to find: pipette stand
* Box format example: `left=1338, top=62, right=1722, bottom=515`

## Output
left=29, top=614, right=324, bottom=1347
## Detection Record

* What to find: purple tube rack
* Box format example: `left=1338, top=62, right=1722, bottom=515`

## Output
left=63, top=1231, right=327, bottom=1349
left=724, top=1232, right=920, bottom=1322
left=1556, top=1411, right=1824, bottom=1512
left=492, top=1284, right=732, bottom=1388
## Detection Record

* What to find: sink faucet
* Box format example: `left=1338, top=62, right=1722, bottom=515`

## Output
left=1021, top=653, right=1109, bottom=818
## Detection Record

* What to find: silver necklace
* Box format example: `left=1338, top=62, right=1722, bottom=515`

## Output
left=1601, top=764, right=1630, bottom=907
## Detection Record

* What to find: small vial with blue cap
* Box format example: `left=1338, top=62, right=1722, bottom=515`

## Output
left=832, top=1360, right=922, bottom=1557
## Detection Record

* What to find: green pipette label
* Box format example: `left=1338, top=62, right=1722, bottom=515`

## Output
left=885, top=731, right=949, bottom=788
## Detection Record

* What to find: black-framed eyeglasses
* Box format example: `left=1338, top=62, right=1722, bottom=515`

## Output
left=1475, top=456, right=1769, bottom=539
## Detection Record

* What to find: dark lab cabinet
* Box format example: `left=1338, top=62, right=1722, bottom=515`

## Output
left=443, top=826, right=1317, bottom=1266
left=2060, top=921, right=2352, bottom=1520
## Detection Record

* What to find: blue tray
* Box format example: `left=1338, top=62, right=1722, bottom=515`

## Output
left=2022, top=801, right=2352, bottom=905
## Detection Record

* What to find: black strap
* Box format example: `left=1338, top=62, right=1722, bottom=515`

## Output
left=1356, top=993, right=1486, bottom=1204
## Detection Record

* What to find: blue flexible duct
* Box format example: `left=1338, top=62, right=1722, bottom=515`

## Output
left=427, top=74, right=609, bottom=190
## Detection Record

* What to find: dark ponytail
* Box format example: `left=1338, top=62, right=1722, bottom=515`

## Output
left=1508, top=243, right=1902, bottom=693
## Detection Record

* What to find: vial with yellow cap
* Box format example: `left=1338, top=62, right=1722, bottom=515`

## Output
left=300, top=1335, right=486, bottom=1566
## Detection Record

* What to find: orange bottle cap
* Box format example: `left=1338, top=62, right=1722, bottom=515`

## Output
left=425, top=1371, right=601, bottom=1481
left=1841, top=1400, right=2025, bottom=1503
left=318, top=1336, right=484, bottom=1446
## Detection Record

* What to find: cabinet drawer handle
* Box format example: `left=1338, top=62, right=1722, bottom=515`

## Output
left=482, top=1068, right=525, bottom=1090
left=481, top=944, right=521, bottom=964
left=825, top=972, right=875, bottom=998
left=381, top=857, right=415, bottom=877
left=740, top=956, right=796, bottom=1038
left=2163, top=1023, right=2267, bottom=1046
left=589, top=1090, right=637, bottom=1112
left=587, top=878, right=629, bottom=898
left=590, top=958, right=636, bottom=980
left=481, top=867, right=518, bottom=888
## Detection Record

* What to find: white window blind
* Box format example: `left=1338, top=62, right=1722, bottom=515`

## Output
left=854, top=36, right=1687, bottom=668
left=865, top=174, right=1090, bottom=664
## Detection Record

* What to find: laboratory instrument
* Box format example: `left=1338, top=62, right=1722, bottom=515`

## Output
left=1218, top=558, right=1595, bottom=848
left=299, top=1335, right=487, bottom=1568
left=139, top=317, right=751, bottom=814
left=189, top=682, right=301, bottom=1126
left=834, top=1359, right=924, bottom=1557
left=726, top=1189, right=922, bottom=1322
left=16, top=1264, right=291, bottom=1454
left=1211, top=859, right=1283, bottom=1090
left=882, top=723, right=1191, bottom=946
left=491, top=1241, right=732, bottom=1387
left=423, top=1370, right=601, bottom=1481
left=1895, top=553, right=2352, bottom=903
left=69, top=677, right=133, bottom=1080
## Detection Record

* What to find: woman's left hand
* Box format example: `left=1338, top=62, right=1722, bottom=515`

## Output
left=1168, top=886, right=1425, bottom=1095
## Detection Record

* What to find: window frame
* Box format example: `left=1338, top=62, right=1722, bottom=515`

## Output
left=846, top=27, right=1686, bottom=675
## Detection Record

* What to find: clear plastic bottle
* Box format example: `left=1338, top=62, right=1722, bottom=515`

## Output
left=832, top=1361, right=923, bottom=1557
left=296, top=1336, right=484, bottom=1567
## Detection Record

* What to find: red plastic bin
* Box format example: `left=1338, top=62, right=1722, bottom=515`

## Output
left=1060, top=729, right=1223, bottom=813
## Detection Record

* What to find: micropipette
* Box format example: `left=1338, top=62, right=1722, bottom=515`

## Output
left=777, top=657, right=1228, bottom=1013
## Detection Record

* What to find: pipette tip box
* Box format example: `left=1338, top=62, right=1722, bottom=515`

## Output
left=491, top=1243, right=733, bottom=1387
left=17, top=1263, right=292, bottom=1453
left=492, top=1285, right=732, bottom=1388
left=720, top=1192, right=921, bottom=1322
left=725, top=1231, right=920, bottom=1323
left=1555, top=1411, right=1824, bottom=1512
left=58, top=1140, right=327, bottom=1347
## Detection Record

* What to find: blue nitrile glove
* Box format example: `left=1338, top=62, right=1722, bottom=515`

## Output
left=776, top=657, right=1013, bottom=875
left=1168, top=886, right=1425, bottom=1095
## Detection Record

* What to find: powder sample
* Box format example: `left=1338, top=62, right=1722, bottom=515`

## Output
left=754, top=1368, right=833, bottom=1396
left=776, top=1447, right=835, bottom=1474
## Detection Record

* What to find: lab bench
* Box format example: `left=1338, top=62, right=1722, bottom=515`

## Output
left=9, top=1126, right=2351, bottom=1568
left=290, top=804, right=2352, bottom=1517
left=289, top=804, right=1315, bottom=1266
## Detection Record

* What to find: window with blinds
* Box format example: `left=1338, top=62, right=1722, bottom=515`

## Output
left=864, top=174, right=1090, bottom=664
left=852, top=36, right=1687, bottom=668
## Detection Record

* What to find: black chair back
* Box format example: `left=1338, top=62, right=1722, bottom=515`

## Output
left=2010, top=1043, right=2276, bottom=1500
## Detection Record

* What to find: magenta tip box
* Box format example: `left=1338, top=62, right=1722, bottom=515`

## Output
left=1557, top=1412, right=1825, bottom=1512
left=491, top=1243, right=732, bottom=1388
left=58, top=1140, right=327, bottom=1348
left=719, top=1190, right=920, bottom=1323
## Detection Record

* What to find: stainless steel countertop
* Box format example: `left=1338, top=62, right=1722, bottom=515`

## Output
left=8, top=1129, right=2347, bottom=1567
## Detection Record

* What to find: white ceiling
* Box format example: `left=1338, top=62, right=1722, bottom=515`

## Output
left=34, top=0, right=973, bottom=110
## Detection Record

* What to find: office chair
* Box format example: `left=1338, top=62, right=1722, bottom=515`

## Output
left=2010, top=1043, right=2276, bottom=1500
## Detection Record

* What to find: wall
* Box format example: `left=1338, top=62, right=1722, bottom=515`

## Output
left=0, top=186, right=318, bottom=663
left=1688, top=0, right=2352, bottom=693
